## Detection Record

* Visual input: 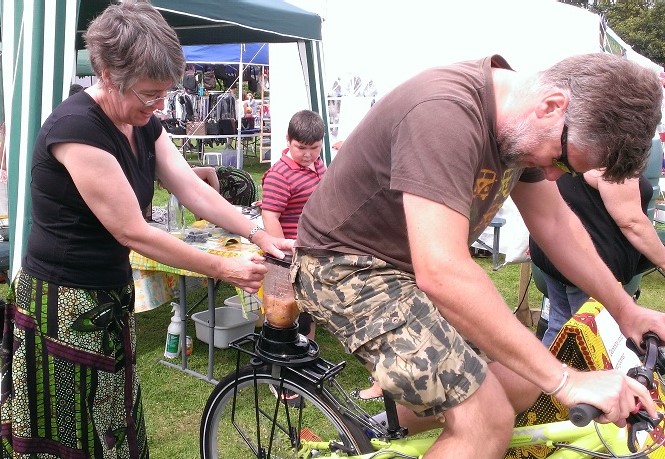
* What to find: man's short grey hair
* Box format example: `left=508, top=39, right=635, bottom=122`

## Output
left=83, top=0, right=185, bottom=93
left=538, top=53, right=663, bottom=182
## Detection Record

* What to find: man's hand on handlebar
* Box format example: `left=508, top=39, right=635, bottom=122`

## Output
left=558, top=333, right=663, bottom=428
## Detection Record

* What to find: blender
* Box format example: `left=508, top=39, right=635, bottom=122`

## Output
left=256, top=254, right=318, bottom=363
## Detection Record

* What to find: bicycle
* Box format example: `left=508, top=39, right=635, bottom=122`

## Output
left=200, top=302, right=665, bottom=459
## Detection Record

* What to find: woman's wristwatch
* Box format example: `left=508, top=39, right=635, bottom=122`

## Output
left=247, top=226, right=262, bottom=243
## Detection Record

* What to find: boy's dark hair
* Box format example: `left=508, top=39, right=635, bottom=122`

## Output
left=287, top=110, right=324, bottom=144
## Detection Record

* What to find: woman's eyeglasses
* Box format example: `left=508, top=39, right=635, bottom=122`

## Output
left=551, top=124, right=579, bottom=176
left=130, top=88, right=168, bottom=107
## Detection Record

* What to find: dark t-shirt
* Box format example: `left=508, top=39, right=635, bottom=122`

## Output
left=23, top=91, right=160, bottom=288
left=529, top=174, right=652, bottom=285
left=296, top=55, right=543, bottom=273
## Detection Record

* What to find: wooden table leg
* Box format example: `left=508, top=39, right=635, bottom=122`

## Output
left=515, top=262, right=533, bottom=327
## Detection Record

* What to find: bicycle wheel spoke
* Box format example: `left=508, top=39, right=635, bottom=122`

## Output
left=201, top=365, right=372, bottom=459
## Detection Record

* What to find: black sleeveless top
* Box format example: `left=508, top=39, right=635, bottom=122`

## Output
left=23, top=91, right=160, bottom=289
left=529, top=173, right=652, bottom=285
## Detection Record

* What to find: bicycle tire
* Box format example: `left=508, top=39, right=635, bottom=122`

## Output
left=200, top=363, right=373, bottom=459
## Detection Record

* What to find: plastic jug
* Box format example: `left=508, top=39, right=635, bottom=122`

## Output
left=262, top=255, right=299, bottom=328
left=167, top=193, right=185, bottom=237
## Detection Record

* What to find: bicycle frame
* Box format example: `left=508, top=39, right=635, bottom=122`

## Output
left=299, top=382, right=665, bottom=457
left=301, top=421, right=632, bottom=458
left=219, top=334, right=661, bottom=459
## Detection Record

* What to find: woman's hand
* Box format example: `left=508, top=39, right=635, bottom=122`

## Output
left=217, top=253, right=268, bottom=293
left=252, top=229, right=295, bottom=259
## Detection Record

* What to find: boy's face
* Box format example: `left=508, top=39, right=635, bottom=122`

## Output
left=287, top=139, right=323, bottom=168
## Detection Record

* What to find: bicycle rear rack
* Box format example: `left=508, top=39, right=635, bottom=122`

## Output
left=228, top=333, right=407, bottom=446
left=229, top=333, right=346, bottom=389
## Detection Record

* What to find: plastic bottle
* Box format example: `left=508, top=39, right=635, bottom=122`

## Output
left=164, top=303, right=181, bottom=358
left=167, top=193, right=185, bottom=235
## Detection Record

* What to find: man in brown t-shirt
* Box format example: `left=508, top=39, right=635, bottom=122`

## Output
left=294, top=54, right=665, bottom=458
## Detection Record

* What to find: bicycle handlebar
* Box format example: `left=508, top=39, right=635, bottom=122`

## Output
left=568, top=404, right=603, bottom=427
left=568, top=332, right=661, bottom=427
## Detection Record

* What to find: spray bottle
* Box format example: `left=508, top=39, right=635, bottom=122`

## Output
left=164, top=302, right=181, bottom=359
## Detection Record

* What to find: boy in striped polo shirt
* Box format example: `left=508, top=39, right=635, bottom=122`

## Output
left=261, top=109, right=326, bottom=339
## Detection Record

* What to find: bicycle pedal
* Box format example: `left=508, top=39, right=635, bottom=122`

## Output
left=300, top=427, right=321, bottom=442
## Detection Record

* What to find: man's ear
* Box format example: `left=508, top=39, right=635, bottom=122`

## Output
left=535, top=92, right=567, bottom=119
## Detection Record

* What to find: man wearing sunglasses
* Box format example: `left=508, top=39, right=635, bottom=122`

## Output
left=293, top=53, right=664, bottom=458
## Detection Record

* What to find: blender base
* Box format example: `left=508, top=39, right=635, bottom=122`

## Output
left=256, top=322, right=319, bottom=365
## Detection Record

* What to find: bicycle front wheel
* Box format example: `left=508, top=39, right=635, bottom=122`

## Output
left=200, top=363, right=373, bottom=459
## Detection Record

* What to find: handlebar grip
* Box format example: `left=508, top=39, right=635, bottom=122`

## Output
left=569, top=403, right=603, bottom=427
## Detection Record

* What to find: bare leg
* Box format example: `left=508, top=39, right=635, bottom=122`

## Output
left=489, top=361, right=542, bottom=413
left=357, top=381, right=383, bottom=400
left=397, top=370, right=515, bottom=458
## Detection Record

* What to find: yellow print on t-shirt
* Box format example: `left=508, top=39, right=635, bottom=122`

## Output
left=473, top=169, right=497, bottom=200
left=471, top=169, right=518, bottom=235
left=498, top=169, right=517, bottom=198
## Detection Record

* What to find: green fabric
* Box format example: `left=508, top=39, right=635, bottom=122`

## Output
left=75, top=0, right=322, bottom=50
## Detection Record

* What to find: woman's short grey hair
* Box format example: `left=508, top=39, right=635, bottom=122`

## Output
left=538, top=53, right=663, bottom=182
left=83, top=0, right=185, bottom=93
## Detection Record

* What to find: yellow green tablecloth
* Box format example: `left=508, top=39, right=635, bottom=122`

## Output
left=130, top=236, right=261, bottom=312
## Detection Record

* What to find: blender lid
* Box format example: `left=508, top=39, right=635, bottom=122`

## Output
left=265, top=253, right=293, bottom=267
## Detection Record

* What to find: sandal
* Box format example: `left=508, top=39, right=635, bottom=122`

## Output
left=269, top=385, right=305, bottom=408
left=349, top=377, right=384, bottom=402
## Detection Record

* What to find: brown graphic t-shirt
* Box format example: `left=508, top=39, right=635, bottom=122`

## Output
left=297, top=55, right=542, bottom=273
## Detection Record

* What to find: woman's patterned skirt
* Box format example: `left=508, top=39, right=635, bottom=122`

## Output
left=1, top=270, right=148, bottom=458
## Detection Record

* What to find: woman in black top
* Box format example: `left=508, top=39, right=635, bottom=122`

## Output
left=530, top=170, right=665, bottom=347
left=2, top=2, right=291, bottom=458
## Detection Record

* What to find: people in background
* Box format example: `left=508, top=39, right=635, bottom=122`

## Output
left=261, top=109, right=326, bottom=341
left=0, top=2, right=292, bottom=458
left=530, top=169, right=665, bottom=347
left=243, top=91, right=257, bottom=117
left=292, top=53, right=664, bottom=458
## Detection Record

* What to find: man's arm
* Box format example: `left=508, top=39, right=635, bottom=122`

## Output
left=403, top=192, right=566, bottom=394
left=404, top=191, right=657, bottom=422
left=511, top=179, right=665, bottom=344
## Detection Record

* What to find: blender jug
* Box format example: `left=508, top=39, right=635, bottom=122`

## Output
left=257, top=254, right=319, bottom=363
left=262, top=254, right=299, bottom=328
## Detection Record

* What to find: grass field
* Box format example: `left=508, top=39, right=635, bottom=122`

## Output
left=135, top=258, right=664, bottom=458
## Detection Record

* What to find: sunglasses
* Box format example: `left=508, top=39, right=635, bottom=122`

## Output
left=130, top=88, right=168, bottom=107
left=551, top=124, right=578, bottom=176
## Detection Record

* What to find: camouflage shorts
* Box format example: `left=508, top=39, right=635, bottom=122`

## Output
left=292, top=249, right=487, bottom=417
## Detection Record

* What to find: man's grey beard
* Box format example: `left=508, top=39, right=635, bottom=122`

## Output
left=499, top=148, right=527, bottom=168
left=496, top=117, right=539, bottom=168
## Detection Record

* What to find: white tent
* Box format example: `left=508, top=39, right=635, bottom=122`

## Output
left=271, top=0, right=663, bottom=262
